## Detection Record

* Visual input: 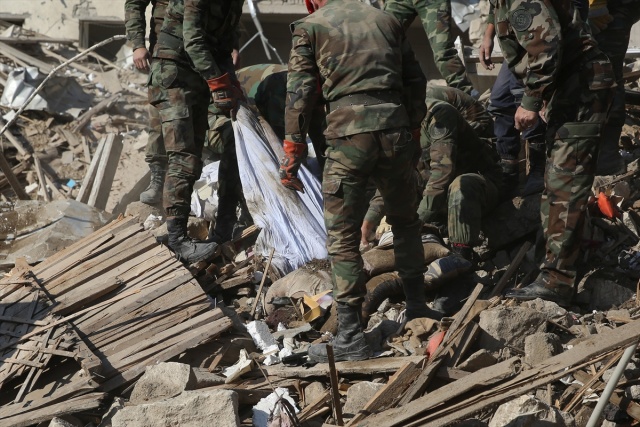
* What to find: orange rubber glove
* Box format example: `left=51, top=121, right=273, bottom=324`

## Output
left=207, top=73, right=241, bottom=114
left=279, top=140, right=307, bottom=193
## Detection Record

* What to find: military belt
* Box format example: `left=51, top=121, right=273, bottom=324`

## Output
left=327, top=91, right=402, bottom=113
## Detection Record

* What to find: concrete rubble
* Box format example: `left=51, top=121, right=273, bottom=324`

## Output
left=0, top=10, right=638, bottom=427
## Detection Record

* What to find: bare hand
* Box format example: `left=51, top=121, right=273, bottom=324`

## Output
left=479, top=24, right=495, bottom=70
left=361, top=219, right=376, bottom=246
left=232, top=49, right=240, bottom=69
left=514, top=106, right=539, bottom=131
left=133, top=47, right=150, bottom=72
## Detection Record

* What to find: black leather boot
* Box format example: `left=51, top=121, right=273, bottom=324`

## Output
left=402, top=276, right=443, bottom=321
left=167, top=216, right=220, bottom=264
left=500, top=158, right=520, bottom=197
left=140, top=162, right=166, bottom=205
left=505, top=272, right=573, bottom=307
left=308, top=303, right=372, bottom=363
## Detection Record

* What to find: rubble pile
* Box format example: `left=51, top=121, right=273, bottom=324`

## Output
left=1, top=17, right=640, bottom=427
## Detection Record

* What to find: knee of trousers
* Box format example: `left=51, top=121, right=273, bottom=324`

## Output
left=167, top=152, right=203, bottom=179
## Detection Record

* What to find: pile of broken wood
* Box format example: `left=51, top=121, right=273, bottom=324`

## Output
left=0, top=19, right=149, bottom=213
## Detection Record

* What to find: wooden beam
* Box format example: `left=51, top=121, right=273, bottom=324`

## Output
left=0, top=41, right=53, bottom=73
left=0, top=151, right=29, bottom=200
left=86, top=133, right=123, bottom=210
left=354, top=320, right=640, bottom=427
left=265, top=356, right=426, bottom=379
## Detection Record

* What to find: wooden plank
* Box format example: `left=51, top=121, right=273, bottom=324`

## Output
left=75, top=135, right=106, bottom=203
left=0, top=41, right=53, bottom=73
left=87, top=133, right=123, bottom=210
left=490, top=241, right=532, bottom=297
left=397, top=284, right=484, bottom=406
left=106, top=309, right=225, bottom=370
left=0, top=315, right=48, bottom=326
left=0, top=392, right=107, bottom=427
left=42, top=48, right=95, bottom=75
left=446, top=322, right=480, bottom=368
left=265, top=356, right=427, bottom=378
left=298, top=390, right=331, bottom=423
left=0, top=36, right=75, bottom=45
left=99, top=316, right=233, bottom=392
left=347, top=362, right=421, bottom=425
left=71, top=93, right=120, bottom=134
left=573, top=370, right=640, bottom=421
left=355, top=320, right=640, bottom=427
left=0, top=151, right=29, bottom=199
left=14, top=328, right=55, bottom=402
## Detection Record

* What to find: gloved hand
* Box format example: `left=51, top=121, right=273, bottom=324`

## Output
left=207, top=73, right=242, bottom=116
left=588, top=0, right=613, bottom=34
left=279, top=140, right=307, bottom=193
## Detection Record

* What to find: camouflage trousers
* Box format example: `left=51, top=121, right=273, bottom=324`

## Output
left=383, top=0, right=473, bottom=94
left=446, top=173, right=500, bottom=245
left=324, top=129, right=424, bottom=307
left=540, top=52, right=615, bottom=293
left=594, top=0, right=640, bottom=150
left=144, top=101, right=167, bottom=165
left=148, top=59, right=210, bottom=217
left=206, top=113, right=251, bottom=241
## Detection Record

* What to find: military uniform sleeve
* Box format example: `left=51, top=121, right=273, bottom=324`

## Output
left=285, top=25, right=320, bottom=143
left=183, top=0, right=221, bottom=80
left=505, top=0, right=562, bottom=112
left=125, top=0, right=151, bottom=51
left=364, top=190, right=385, bottom=226
left=400, top=36, right=427, bottom=130
left=417, top=106, right=459, bottom=224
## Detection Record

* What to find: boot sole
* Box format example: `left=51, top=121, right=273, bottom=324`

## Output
left=139, top=195, right=162, bottom=205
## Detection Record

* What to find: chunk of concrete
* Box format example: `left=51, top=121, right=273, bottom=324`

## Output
left=478, top=306, right=548, bottom=351
left=130, top=362, right=196, bottom=405
left=458, top=349, right=498, bottom=372
left=49, top=417, right=82, bottom=427
left=626, top=385, right=640, bottom=400
left=582, top=277, right=635, bottom=310
left=524, top=333, right=563, bottom=366
left=603, top=361, right=640, bottom=383
left=304, top=382, right=327, bottom=407
left=521, top=298, right=567, bottom=318
left=111, top=390, right=240, bottom=427
left=343, top=381, right=385, bottom=419
left=488, top=395, right=574, bottom=427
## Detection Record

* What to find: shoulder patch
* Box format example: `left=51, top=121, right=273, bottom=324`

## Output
left=510, top=8, right=533, bottom=32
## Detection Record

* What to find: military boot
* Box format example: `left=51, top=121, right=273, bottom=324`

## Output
left=402, top=276, right=443, bottom=321
left=522, top=142, right=545, bottom=196
left=140, top=162, right=166, bottom=205
left=500, top=158, right=520, bottom=198
left=308, top=303, right=372, bottom=363
left=167, top=216, right=221, bottom=264
left=505, top=271, right=573, bottom=307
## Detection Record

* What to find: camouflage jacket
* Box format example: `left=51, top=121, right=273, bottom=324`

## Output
left=426, top=85, right=493, bottom=139
left=285, top=0, right=426, bottom=141
left=155, top=0, right=243, bottom=80
left=492, top=0, right=599, bottom=112
left=418, top=97, right=502, bottom=224
left=125, top=0, right=168, bottom=52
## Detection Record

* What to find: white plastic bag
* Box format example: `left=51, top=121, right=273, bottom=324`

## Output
left=233, top=106, right=327, bottom=274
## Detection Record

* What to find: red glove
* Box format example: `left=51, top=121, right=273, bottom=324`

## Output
left=207, top=73, right=242, bottom=114
left=279, top=140, right=307, bottom=193
left=305, top=0, right=316, bottom=14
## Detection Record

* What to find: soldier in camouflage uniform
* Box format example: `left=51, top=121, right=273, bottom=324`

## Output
left=426, top=85, right=493, bottom=139
left=496, top=0, right=616, bottom=306
left=590, top=0, right=640, bottom=174
left=384, top=0, right=475, bottom=95
left=125, top=0, right=169, bottom=205
left=148, top=0, right=244, bottom=263
left=282, top=0, right=429, bottom=362
left=363, top=92, right=502, bottom=259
